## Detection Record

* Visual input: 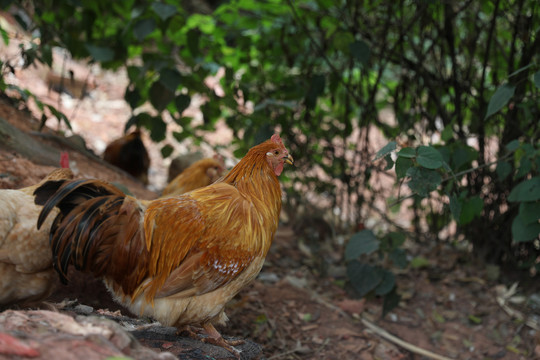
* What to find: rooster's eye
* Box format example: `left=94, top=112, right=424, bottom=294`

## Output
left=274, top=150, right=279, bottom=155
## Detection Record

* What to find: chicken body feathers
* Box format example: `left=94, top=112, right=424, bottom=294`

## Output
left=34, top=136, right=290, bottom=330
left=0, top=168, right=73, bottom=307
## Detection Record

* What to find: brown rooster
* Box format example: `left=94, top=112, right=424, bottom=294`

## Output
left=34, top=134, right=293, bottom=355
left=103, top=130, right=150, bottom=185
left=0, top=167, right=74, bottom=308
left=161, top=156, right=225, bottom=197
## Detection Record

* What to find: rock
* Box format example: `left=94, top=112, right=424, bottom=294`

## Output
left=74, top=304, right=94, bottom=315
left=0, top=309, right=175, bottom=360
left=0, top=304, right=264, bottom=360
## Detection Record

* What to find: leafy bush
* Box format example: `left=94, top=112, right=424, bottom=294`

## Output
left=345, top=229, right=405, bottom=315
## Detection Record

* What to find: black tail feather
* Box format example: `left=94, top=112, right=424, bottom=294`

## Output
left=33, top=179, right=127, bottom=283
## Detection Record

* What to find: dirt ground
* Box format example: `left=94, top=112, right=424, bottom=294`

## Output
left=0, top=51, right=539, bottom=360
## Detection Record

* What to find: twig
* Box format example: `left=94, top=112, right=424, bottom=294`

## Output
left=302, top=287, right=454, bottom=360
left=495, top=284, right=540, bottom=331
left=268, top=348, right=301, bottom=360
left=360, top=317, right=454, bottom=360
left=69, top=65, right=94, bottom=121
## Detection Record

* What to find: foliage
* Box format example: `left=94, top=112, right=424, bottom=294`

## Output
left=345, top=229, right=405, bottom=315
left=1, top=0, right=539, bottom=315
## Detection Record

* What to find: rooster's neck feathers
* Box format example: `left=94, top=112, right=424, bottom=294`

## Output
left=223, top=143, right=282, bottom=213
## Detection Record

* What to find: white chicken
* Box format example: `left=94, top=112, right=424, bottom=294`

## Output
left=0, top=168, right=74, bottom=307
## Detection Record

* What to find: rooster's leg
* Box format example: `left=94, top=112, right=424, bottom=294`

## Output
left=176, top=325, right=204, bottom=338
left=202, top=323, right=244, bottom=358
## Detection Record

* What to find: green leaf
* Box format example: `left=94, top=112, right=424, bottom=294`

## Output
left=432, top=311, right=445, bottom=323
left=172, top=130, right=189, bottom=142
left=375, top=141, right=396, bottom=160
left=518, top=202, right=540, bottom=224
left=134, top=112, right=153, bottom=129
left=397, top=147, right=416, bottom=158
left=508, top=64, right=533, bottom=78
left=151, top=2, right=177, bottom=20
left=186, top=14, right=215, bottom=33
left=175, top=94, right=191, bottom=115
left=124, top=115, right=139, bottom=132
left=382, top=287, right=401, bottom=317
left=187, top=29, right=200, bottom=57
left=126, top=66, right=142, bottom=82
left=0, top=26, right=9, bottom=45
left=133, top=18, right=156, bottom=41
left=85, top=44, right=115, bottom=62
left=496, top=161, right=512, bottom=181
left=124, top=87, right=142, bottom=109
left=349, top=39, right=371, bottom=66
left=148, top=115, right=167, bottom=142
left=375, top=270, right=395, bottom=296
left=406, top=167, right=442, bottom=197
left=161, top=144, right=173, bottom=158
left=383, top=232, right=406, bottom=249
left=384, top=154, right=394, bottom=170
left=468, top=315, right=482, bottom=325
left=417, top=146, right=443, bottom=169
left=484, top=83, right=515, bottom=119
left=149, top=81, right=175, bottom=112
left=452, top=146, right=476, bottom=170
left=131, top=6, right=145, bottom=19
left=395, top=157, right=413, bottom=179
left=389, top=248, right=408, bottom=269
left=459, top=196, right=483, bottom=225
left=534, top=71, right=540, bottom=89
left=441, top=124, right=453, bottom=142
left=516, top=157, right=531, bottom=179
left=508, top=177, right=540, bottom=202
left=345, top=230, right=379, bottom=261
left=512, top=213, right=540, bottom=243
left=505, top=139, right=520, bottom=152
left=410, top=257, right=430, bottom=269
left=347, top=261, right=382, bottom=297
left=160, top=68, right=182, bottom=92
left=449, top=193, right=461, bottom=221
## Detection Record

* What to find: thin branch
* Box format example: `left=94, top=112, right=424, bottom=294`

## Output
left=306, top=290, right=454, bottom=360
left=361, top=318, right=454, bottom=360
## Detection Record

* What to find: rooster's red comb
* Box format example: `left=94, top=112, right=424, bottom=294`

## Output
left=271, top=134, right=284, bottom=146
left=60, top=152, right=70, bottom=168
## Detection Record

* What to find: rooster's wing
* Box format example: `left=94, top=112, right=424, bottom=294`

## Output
left=141, top=182, right=266, bottom=300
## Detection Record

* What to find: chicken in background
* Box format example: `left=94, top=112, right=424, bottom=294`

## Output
left=167, top=152, right=204, bottom=183
left=103, top=129, right=150, bottom=185
left=34, top=134, right=293, bottom=356
left=46, top=69, right=96, bottom=99
left=0, top=167, right=74, bottom=308
left=161, top=155, right=225, bottom=197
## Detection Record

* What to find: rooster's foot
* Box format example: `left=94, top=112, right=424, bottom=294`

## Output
left=176, top=325, right=204, bottom=339
left=202, top=323, right=243, bottom=359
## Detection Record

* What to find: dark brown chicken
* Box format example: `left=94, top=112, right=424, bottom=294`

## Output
left=34, top=134, right=293, bottom=356
left=103, top=130, right=150, bottom=184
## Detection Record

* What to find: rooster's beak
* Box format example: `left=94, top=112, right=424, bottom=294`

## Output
left=284, top=154, right=294, bottom=165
